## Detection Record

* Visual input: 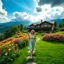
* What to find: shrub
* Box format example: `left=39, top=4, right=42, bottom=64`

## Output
left=43, top=34, right=64, bottom=42
left=0, top=34, right=4, bottom=41
left=60, top=28, right=64, bottom=31
left=14, top=39, right=28, bottom=48
left=0, top=43, right=20, bottom=64
left=14, top=39, right=22, bottom=48
left=22, top=39, right=28, bottom=47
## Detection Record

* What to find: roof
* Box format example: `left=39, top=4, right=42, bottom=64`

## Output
left=50, top=21, right=56, bottom=24
left=40, top=21, right=55, bottom=25
left=29, top=21, right=55, bottom=26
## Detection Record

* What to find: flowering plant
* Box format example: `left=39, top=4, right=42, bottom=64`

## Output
left=0, top=33, right=29, bottom=64
left=0, top=43, right=20, bottom=64
left=43, top=34, right=64, bottom=42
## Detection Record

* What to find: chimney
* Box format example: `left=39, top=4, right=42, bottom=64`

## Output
left=41, top=20, right=43, bottom=23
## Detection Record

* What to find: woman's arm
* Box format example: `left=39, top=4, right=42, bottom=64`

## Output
left=34, top=34, right=36, bottom=42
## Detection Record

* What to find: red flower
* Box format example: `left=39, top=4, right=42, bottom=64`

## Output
left=0, top=50, right=2, bottom=55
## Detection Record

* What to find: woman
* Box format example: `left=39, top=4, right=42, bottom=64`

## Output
left=28, top=30, right=36, bottom=58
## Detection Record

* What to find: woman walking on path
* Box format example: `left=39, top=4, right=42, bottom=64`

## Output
left=28, top=30, right=36, bottom=58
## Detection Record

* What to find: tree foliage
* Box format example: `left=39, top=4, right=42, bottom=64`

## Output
left=59, top=19, right=64, bottom=28
left=0, top=24, right=25, bottom=40
left=18, top=24, right=24, bottom=31
left=4, top=26, right=20, bottom=38
left=0, top=33, right=4, bottom=41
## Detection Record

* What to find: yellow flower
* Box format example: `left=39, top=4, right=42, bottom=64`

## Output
left=2, top=44, right=5, bottom=47
left=8, top=48, right=12, bottom=51
left=0, top=46, right=2, bottom=48
left=11, top=43, right=14, bottom=46
left=5, top=52, right=8, bottom=56
left=15, top=44, right=18, bottom=46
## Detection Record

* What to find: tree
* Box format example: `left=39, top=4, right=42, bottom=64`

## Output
left=19, top=24, right=24, bottom=31
left=62, top=19, right=64, bottom=27
left=59, top=19, right=64, bottom=28
left=59, top=24, right=63, bottom=28
left=4, top=30, right=12, bottom=38
left=10, top=26, right=19, bottom=35
left=0, top=33, right=4, bottom=41
left=4, top=26, right=19, bottom=38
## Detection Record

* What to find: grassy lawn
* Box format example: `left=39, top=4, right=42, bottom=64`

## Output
left=12, top=33, right=64, bottom=64
left=55, top=31, right=64, bottom=35
left=35, top=34, right=64, bottom=64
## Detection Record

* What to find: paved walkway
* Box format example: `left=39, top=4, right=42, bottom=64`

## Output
left=26, top=62, right=37, bottom=64
left=36, top=37, right=40, bottom=42
left=26, top=37, right=40, bottom=64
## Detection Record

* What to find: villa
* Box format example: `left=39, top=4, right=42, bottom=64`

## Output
left=27, top=20, right=56, bottom=32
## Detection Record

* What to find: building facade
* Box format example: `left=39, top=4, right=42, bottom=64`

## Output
left=27, top=21, right=56, bottom=32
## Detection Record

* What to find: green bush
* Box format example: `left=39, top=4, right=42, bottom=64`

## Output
left=0, top=33, right=4, bottom=41
left=0, top=43, right=20, bottom=64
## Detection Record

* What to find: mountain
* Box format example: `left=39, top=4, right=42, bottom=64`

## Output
left=32, top=19, right=63, bottom=25
left=0, top=19, right=63, bottom=33
left=51, top=19, right=62, bottom=24
left=0, top=21, right=29, bottom=33
left=0, top=24, right=9, bottom=33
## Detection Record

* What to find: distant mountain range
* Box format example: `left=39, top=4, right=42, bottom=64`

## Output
left=51, top=19, right=62, bottom=24
left=0, top=19, right=63, bottom=33
left=0, top=21, right=26, bottom=33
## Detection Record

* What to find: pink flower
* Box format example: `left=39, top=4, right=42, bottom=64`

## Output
left=43, top=34, right=64, bottom=42
left=6, top=46, right=9, bottom=49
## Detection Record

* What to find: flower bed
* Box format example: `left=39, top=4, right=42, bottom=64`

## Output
left=0, top=43, right=20, bottom=64
left=43, top=34, right=64, bottom=42
left=0, top=33, right=29, bottom=64
left=0, top=33, right=29, bottom=48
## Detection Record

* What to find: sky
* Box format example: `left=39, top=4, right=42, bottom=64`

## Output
left=0, top=0, right=64, bottom=24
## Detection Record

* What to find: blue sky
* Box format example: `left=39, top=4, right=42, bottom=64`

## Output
left=0, top=0, right=64, bottom=24
left=2, top=0, right=35, bottom=15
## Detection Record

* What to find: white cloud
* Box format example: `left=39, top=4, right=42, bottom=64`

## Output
left=11, top=0, right=64, bottom=23
left=13, top=12, right=37, bottom=23
left=34, top=0, right=64, bottom=7
left=0, top=0, right=10, bottom=23
left=0, top=0, right=64, bottom=24
left=34, top=0, right=64, bottom=21
left=11, top=11, right=44, bottom=25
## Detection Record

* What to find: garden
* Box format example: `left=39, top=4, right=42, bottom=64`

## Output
left=0, top=31, right=64, bottom=64
left=43, top=34, right=64, bottom=42
left=0, top=32, right=29, bottom=64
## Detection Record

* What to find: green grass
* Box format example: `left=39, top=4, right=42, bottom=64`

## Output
left=55, top=31, right=64, bottom=34
left=35, top=34, right=64, bottom=64
left=12, top=33, right=64, bottom=64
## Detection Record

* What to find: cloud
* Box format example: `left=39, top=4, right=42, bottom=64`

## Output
left=0, top=0, right=64, bottom=24
left=0, top=0, right=10, bottom=23
left=11, top=12, right=37, bottom=25
left=40, top=6, right=64, bottom=20
left=11, top=11, right=45, bottom=25
left=34, top=0, right=64, bottom=21
left=34, top=0, right=64, bottom=7
left=36, top=7, right=42, bottom=12
left=7, top=9, right=64, bottom=25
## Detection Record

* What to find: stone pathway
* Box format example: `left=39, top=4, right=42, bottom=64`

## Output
left=26, top=62, right=37, bottom=64
left=26, top=37, right=40, bottom=64
left=36, top=37, right=40, bottom=42
left=27, top=56, right=35, bottom=59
